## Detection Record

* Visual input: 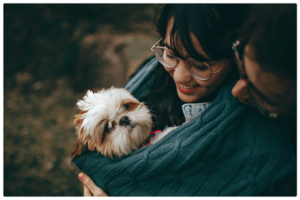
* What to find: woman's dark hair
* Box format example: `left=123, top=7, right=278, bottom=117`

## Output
left=147, top=4, right=247, bottom=130
left=240, top=4, right=296, bottom=79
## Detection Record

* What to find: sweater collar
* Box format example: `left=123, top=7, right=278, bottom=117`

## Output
left=182, top=102, right=211, bottom=123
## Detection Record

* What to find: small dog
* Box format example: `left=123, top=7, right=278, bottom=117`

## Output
left=72, top=87, right=154, bottom=159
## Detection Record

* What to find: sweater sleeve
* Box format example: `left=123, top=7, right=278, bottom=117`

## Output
left=214, top=109, right=295, bottom=196
left=73, top=84, right=295, bottom=196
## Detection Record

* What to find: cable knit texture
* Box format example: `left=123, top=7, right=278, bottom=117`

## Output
left=74, top=58, right=295, bottom=196
left=73, top=82, right=295, bottom=196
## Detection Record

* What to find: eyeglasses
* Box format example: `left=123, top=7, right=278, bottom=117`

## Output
left=232, top=40, right=278, bottom=118
left=151, top=38, right=225, bottom=81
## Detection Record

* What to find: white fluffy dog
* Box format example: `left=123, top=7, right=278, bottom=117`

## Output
left=72, top=88, right=154, bottom=159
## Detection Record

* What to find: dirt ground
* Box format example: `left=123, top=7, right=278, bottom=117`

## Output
left=4, top=4, right=159, bottom=196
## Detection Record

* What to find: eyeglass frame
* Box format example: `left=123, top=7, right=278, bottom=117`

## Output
left=232, top=40, right=278, bottom=118
left=151, top=38, right=226, bottom=81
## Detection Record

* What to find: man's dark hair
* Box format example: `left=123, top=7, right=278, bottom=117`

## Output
left=241, top=4, right=296, bottom=78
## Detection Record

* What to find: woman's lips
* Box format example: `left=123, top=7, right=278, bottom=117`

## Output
left=177, top=84, right=199, bottom=94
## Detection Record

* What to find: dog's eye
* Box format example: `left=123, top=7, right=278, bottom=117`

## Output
left=104, top=124, right=109, bottom=132
left=123, top=104, right=130, bottom=110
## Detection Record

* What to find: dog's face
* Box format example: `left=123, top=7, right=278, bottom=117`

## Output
left=72, top=88, right=153, bottom=159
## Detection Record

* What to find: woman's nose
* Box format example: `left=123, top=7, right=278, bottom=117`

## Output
left=171, top=59, right=192, bottom=82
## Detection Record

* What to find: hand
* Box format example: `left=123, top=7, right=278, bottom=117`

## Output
left=78, top=172, right=108, bottom=196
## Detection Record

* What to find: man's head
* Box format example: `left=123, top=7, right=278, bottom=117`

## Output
left=232, top=4, right=296, bottom=117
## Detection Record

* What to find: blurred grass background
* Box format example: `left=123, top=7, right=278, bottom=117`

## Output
left=4, top=4, right=160, bottom=196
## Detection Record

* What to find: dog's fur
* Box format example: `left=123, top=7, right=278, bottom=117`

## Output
left=72, top=88, right=153, bottom=159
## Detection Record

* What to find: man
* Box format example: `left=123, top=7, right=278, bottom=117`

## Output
left=231, top=4, right=296, bottom=118
left=231, top=4, right=296, bottom=196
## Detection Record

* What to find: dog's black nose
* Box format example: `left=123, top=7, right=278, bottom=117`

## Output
left=119, top=116, right=130, bottom=126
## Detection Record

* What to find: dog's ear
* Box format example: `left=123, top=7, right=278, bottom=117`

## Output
left=71, top=139, right=89, bottom=164
left=74, top=110, right=85, bottom=127
left=71, top=138, right=82, bottom=158
left=72, top=110, right=86, bottom=160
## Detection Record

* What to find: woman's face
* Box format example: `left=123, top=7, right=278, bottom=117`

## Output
left=163, top=20, right=233, bottom=103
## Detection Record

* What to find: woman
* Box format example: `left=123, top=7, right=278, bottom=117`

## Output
left=74, top=4, right=295, bottom=196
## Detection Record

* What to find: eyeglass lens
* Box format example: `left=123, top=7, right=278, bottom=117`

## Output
left=154, top=47, right=211, bottom=80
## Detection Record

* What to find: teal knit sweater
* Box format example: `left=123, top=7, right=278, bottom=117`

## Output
left=73, top=83, right=295, bottom=196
